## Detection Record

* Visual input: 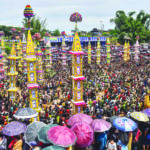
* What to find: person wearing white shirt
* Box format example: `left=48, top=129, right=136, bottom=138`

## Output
left=107, top=140, right=117, bottom=150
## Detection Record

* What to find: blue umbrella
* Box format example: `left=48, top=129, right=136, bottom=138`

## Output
left=113, top=117, right=137, bottom=132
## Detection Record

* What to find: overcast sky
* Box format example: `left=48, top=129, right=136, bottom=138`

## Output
left=0, top=0, right=150, bottom=34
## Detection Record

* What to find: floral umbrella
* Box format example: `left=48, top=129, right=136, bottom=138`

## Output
left=13, top=108, right=38, bottom=119
left=38, top=124, right=58, bottom=144
left=113, top=117, right=137, bottom=132
left=2, top=121, right=27, bottom=136
left=143, top=108, right=150, bottom=117
left=91, top=119, right=112, bottom=132
left=25, top=121, right=46, bottom=145
left=130, top=112, right=149, bottom=122
left=67, top=113, right=93, bottom=127
left=71, top=122, right=94, bottom=148
left=47, top=126, right=77, bottom=148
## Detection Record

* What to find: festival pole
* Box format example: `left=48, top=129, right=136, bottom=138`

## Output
left=70, top=12, right=85, bottom=114
left=123, top=41, right=127, bottom=62
left=61, top=35, right=67, bottom=69
left=106, top=37, right=111, bottom=64
left=127, top=41, right=130, bottom=61
left=96, top=37, right=101, bottom=64
left=0, top=48, right=4, bottom=79
left=88, top=39, right=91, bottom=64
left=134, top=36, right=140, bottom=63
left=7, top=42, right=18, bottom=102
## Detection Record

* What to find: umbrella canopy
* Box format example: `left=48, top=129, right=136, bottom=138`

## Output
left=3, top=121, right=27, bottom=136
left=25, top=121, right=46, bottom=144
left=130, top=112, right=149, bottom=122
left=67, top=113, right=93, bottom=126
left=113, top=117, right=137, bottom=132
left=91, top=119, right=112, bottom=132
left=143, top=108, right=150, bottom=117
left=71, top=122, right=94, bottom=148
left=42, top=145, right=65, bottom=150
left=38, top=124, right=58, bottom=144
left=47, top=126, right=77, bottom=147
left=14, top=107, right=38, bottom=119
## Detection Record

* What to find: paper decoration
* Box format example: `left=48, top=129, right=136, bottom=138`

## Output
left=77, top=81, right=80, bottom=89
left=77, top=91, right=81, bottom=99
left=32, top=100, right=36, bottom=108
left=32, top=90, right=35, bottom=98
left=77, top=56, right=80, bottom=64
left=77, top=66, right=80, bottom=75
left=78, top=106, right=81, bottom=113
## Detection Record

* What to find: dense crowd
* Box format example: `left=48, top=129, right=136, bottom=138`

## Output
left=0, top=45, right=149, bottom=150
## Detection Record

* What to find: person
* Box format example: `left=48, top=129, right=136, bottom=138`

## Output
left=29, top=141, right=41, bottom=150
left=8, top=136, right=22, bottom=150
left=0, top=131, right=7, bottom=150
left=143, top=124, right=150, bottom=150
left=96, top=132, right=107, bottom=150
left=107, top=139, right=117, bottom=150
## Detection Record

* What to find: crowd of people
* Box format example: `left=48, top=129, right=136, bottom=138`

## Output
left=0, top=44, right=149, bottom=150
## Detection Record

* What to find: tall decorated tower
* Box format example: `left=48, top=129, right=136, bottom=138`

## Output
left=88, top=39, right=91, bottom=64
left=61, top=37, right=67, bottom=69
left=0, top=48, right=4, bottom=79
left=96, top=37, right=101, bottom=64
left=106, top=38, right=111, bottom=64
left=127, top=41, right=130, bottom=61
left=123, top=41, right=127, bottom=62
left=70, top=12, right=85, bottom=114
left=134, top=37, right=140, bottom=63
left=7, top=42, right=18, bottom=102
left=26, top=30, right=39, bottom=110
left=45, top=40, right=52, bottom=76
left=36, top=45, right=44, bottom=82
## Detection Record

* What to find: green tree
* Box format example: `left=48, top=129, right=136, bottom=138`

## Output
left=51, top=29, right=61, bottom=36
left=110, top=10, right=150, bottom=44
left=22, top=15, right=47, bottom=37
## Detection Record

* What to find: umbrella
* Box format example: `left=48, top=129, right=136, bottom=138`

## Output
left=67, top=113, right=93, bottom=127
left=71, top=122, right=94, bottom=148
left=130, top=112, right=149, bottom=122
left=113, top=117, right=137, bottom=132
left=143, top=108, right=150, bottom=117
left=13, top=108, right=38, bottom=119
left=25, top=121, right=46, bottom=144
left=42, top=146, right=65, bottom=150
left=91, top=119, right=112, bottom=132
left=38, top=124, right=58, bottom=144
left=47, top=126, right=77, bottom=147
left=2, top=121, right=27, bottom=136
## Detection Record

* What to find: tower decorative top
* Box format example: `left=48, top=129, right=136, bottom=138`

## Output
left=26, top=30, right=35, bottom=56
left=10, top=42, right=16, bottom=57
left=24, top=5, right=34, bottom=18
left=70, top=12, right=82, bottom=22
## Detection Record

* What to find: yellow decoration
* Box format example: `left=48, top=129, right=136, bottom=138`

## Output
left=7, top=42, right=18, bottom=102
left=106, top=38, right=110, bottom=64
left=96, top=38, right=101, bottom=64
left=124, top=41, right=128, bottom=62
left=88, top=40, right=91, bottom=64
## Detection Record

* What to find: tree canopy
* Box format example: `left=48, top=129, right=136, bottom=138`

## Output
left=110, top=10, right=150, bottom=44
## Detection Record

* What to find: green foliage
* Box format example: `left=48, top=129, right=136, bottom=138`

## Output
left=51, top=29, right=61, bottom=36
left=111, top=10, right=150, bottom=44
left=5, top=45, right=11, bottom=54
left=22, top=15, right=47, bottom=37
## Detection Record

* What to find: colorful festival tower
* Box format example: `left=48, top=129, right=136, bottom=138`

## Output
left=7, top=42, right=18, bottom=102
left=127, top=41, right=130, bottom=61
left=70, top=32, right=85, bottom=114
left=88, top=40, right=91, bottom=64
left=36, top=45, right=44, bottom=82
left=96, top=38, right=101, bottom=64
left=17, top=39, right=23, bottom=72
left=106, top=38, right=111, bottom=64
left=1, top=38, right=7, bottom=76
left=61, top=37, right=67, bottom=69
left=26, top=30, right=39, bottom=109
left=134, top=40, right=140, bottom=62
left=45, top=40, right=52, bottom=75
left=123, top=41, right=127, bottom=62
left=22, top=33, right=27, bottom=74
left=0, top=48, right=4, bottom=79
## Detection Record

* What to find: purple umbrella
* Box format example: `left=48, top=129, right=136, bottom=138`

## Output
left=47, top=126, right=77, bottom=147
left=2, top=121, right=27, bottom=136
left=71, top=122, right=94, bottom=148
left=143, top=108, right=150, bottom=117
left=67, top=114, right=93, bottom=127
left=91, top=119, right=112, bottom=132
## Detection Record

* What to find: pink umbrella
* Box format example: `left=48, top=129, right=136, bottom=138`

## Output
left=47, top=126, right=77, bottom=147
left=67, top=114, right=93, bottom=127
left=71, top=123, right=94, bottom=148
left=91, top=119, right=112, bottom=132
